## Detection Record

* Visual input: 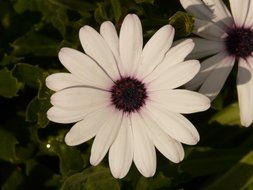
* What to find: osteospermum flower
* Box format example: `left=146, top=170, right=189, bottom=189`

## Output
left=180, top=0, right=253, bottom=127
left=46, top=14, right=210, bottom=178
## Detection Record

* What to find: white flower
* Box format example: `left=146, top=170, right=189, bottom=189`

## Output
left=46, top=14, right=210, bottom=178
left=180, top=0, right=253, bottom=127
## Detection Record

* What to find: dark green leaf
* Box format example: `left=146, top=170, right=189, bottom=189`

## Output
left=62, top=166, right=120, bottom=190
left=14, top=0, right=38, bottom=13
left=181, top=147, right=245, bottom=177
left=136, top=172, right=171, bottom=190
left=14, top=0, right=69, bottom=36
left=0, top=54, right=23, bottom=67
left=49, top=141, right=85, bottom=176
left=110, top=0, right=122, bottom=21
left=11, top=31, right=59, bottom=56
left=48, top=0, right=95, bottom=12
left=26, top=97, right=50, bottom=128
left=13, top=63, right=44, bottom=88
left=2, top=168, right=24, bottom=190
left=0, top=68, right=21, bottom=98
left=169, top=11, right=194, bottom=37
left=209, top=103, right=241, bottom=126
left=94, top=3, right=110, bottom=24
left=204, top=151, right=253, bottom=190
left=0, top=128, right=17, bottom=162
left=135, top=0, right=155, bottom=4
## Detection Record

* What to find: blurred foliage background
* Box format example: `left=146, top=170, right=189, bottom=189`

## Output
left=0, top=0, right=253, bottom=189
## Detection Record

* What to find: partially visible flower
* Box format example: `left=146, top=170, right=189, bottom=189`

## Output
left=180, top=0, right=253, bottom=127
left=46, top=14, right=210, bottom=178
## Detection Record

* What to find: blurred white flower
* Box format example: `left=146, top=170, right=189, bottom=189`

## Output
left=46, top=14, right=210, bottom=178
left=180, top=0, right=253, bottom=127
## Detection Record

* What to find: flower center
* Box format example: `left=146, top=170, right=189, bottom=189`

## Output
left=110, top=77, right=147, bottom=113
left=225, top=27, right=253, bottom=58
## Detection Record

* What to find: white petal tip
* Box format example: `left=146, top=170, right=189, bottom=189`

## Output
left=45, top=77, right=53, bottom=91
left=142, top=171, right=155, bottom=178
left=58, top=47, right=70, bottom=57
left=79, top=25, right=93, bottom=36
left=172, top=159, right=182, bottom=164
left=111, top=171, right=127, bottom=179
left=89, top=157, right=99, bottom=166
left=65, top=132, right=79, bottom=146
left=183, top=134, right=200, bottom=145
left=241, top=121, right=253, bottom=128
left=188, top=137, right=200, bottom=145
left=199, top=96, right=211, bottom=111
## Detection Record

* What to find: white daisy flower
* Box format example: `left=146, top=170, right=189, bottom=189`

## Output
left=46, top=14, right=210, bottom=178
left=180, top=0, right=253, bottom=127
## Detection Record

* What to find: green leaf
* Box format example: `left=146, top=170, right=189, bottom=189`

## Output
left=181, top=147, right=245, bottom=177
left=24, top=159, right=56, bottom=189
left=37, top=77, right=52, bottom=100
left=204, top=151, right=253, bottom=190
left=94, top=3, right=110, bottom=24
left=169, top=11, right=194, bottom=37
left=26, top=97, right=50, bottom=128
left=25, top=71, right=51, bottom=128
left=11, top=31, right=59, bottom=56
left=48, top=0, right=95, bottom=12
left=49, top=8, right=68, bottom=37
left=13, top=0, right=38, bottom=13
left=49, top=141, right=85, bottom=176
left=0, top=68, right=21, bottom=98
left=0, top=54, right=23, bottom=67
left=26, top=97, right=40, bottom=123
left=209, top=103, right=241, bottom=126
left=2, top=168, right=24, bottom=190
left=110, top=0, right=122, bottom=21
left=12, top=63, right=44, bottom=88
left=14, top=0, right=69, bottom=36
left=62, top=166, right=120, bottom=190
left=136, top=172, right=172, bottom=190
left=135, top=0, right=155, bottom=4
left=0, top=128, right=17, bottom=162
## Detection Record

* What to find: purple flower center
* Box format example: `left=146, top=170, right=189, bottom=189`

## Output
left=110, top=77, right=147, bottom=113
left=225, top=27, right=253, bottom=58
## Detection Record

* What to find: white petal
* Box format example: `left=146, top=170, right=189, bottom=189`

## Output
left=186, top=52, right=228, bottom=90
left=166, top=39, right=195, bottom=66
left=47, top=106, right=87, bottom=124
left=193, top=19, right=227, bottom=41
left=109, top=116, right=133, bottom=179
left=245, top=1, right=253, bottom=27
left=202, top=0, right=233, bottom=28
left=131, top=113, right=156, bottom=177
left=137, top=25, right=175, bottom=79
left=230, top=0, right=250, bottom=27
left=237, top=58, right=253, bottom=127
left=90, top=109, right=122, bottom=166
left=199, top=54, right=235, bottom=100
left=140, top=109, right=185, bottom=163
left=79, top=26, right=120, bottom=80
left=46, top=73, right=83, bottom=91
left=149, top=89, right=210, bottom=114
left=146, top=60, right=200, bottom=91
left=189, top=37, right=225, bottom=59
left=58, top=48, right=112, bottom=89
left=145, top=39, right=195, bottom=82
left=146, top=104, right=200, bottom=145
left=180, top=0, right=232, bottom=28
left=119, top=14, right=143, bottom=76
left=180, top=0, right=214, bottom=20
left=65, top=107, right=113, bottom=145
left=100, top=21, right=120, bottom=64
left=50, top=87, right=110, bottom=110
